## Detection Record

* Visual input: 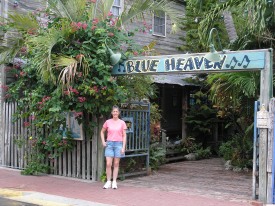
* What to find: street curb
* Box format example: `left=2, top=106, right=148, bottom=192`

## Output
left=0, top=189, right=113, bottom=206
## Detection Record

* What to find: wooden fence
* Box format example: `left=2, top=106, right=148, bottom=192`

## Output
left=0, top=101, right=151, bottom=180
left=0, top=101, right=105, bottom=180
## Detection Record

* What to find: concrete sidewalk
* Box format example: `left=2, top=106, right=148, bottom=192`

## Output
left=0, top=159, right=262, bottom=206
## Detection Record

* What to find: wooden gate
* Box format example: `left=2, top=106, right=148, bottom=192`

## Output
left=120, top=102, right=151, bottom=177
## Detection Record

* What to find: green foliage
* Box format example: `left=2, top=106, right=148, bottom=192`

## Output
left=100, top=172, right=107, bottom=183
left=180, top=136, right=212, bottom=159
left=195, top=146, right=212, bottom=160
left=149, top=143, right=166, bottom=170
left=0, top=0, right=183, bottom=175
left=185, top=90, right=218, bottom=145
left=219, top=133, right=253, bottom=168
left=150, top=103, right=162, bottom=143
left=180, top=137, right=200, bottom=155
left=180, top=0, right=228, bottom=52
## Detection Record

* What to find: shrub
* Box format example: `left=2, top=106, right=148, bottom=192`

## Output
left=150, top=143, right=166, bottom=170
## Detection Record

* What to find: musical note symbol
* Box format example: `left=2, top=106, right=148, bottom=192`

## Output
left=226, top=57, right=238, bottom=69
left=237, top=55, right=250, bottom=68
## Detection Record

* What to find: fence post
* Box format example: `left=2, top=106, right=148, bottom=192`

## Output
left=97, top=117, right=105, bottom=181
left=0, top=64, right=4, bottom=165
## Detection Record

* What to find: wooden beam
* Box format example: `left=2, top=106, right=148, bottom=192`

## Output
left=97, top=117, right=105, bottom=181
left=258, top=49, right=273, bottom=202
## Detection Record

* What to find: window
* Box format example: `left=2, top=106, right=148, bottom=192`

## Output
left=111, top=0, right=123, bottom=16
left=153, top=11, right=166, bottom=36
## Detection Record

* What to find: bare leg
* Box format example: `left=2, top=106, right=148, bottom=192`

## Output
left=113, top=158, right=120, bottom=182
left=106, top=157, right=113, bottom=181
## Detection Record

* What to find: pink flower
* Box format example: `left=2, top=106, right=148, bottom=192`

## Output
left=0, top=85, right=9, bottom=91
left=91, top=25, right=96, bottom=30
left=69, top=87, right=79, bottom=95
left=42, top=141, right=46, bottom=145
left=20, top=71, right=25, bottom=76
left=76, top=22, right=82, bottom=29
left=78, top=97, right=86, bottom=103
left=42, top=96, right=51, bottom=102
left=4, top=94, right=11, bottom=99
left=133, top=51, right=138, bottom=56
left=64, top=90, right=70, bottom=95
left=108, top=11, right=112, bottom=16
left=92, top=18, right=99, bottom=25
left=74, top=112, right=83, bottom=118
left=29, top=115, right=35, bottom=121
left=82, top=23, right=88, bottom=30
left=23, top=121, right=31, bottom=127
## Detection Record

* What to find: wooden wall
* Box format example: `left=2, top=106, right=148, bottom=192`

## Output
left=124, top=0, right=185, bottom=55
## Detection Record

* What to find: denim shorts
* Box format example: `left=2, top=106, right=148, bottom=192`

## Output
left=105, top=141, right=125, bottom=158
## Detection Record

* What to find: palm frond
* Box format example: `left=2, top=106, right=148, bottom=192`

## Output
left=0, top=34, right=24, bottom=64
left=198, top=0, right=274, bottom=46
left=8, top=13, right=39, bottom=32
left=47, top=0, right=73, bottom=21
left=54, top=56, right=78, bottom=91
left=95, top=0, right=114, bottom=21
left=27, top=28, right=64, bottom=83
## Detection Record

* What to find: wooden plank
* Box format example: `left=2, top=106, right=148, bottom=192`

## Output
left=63, top=150, right=67, bottom=177
left=86, top=130, right=91, bottom=180
left=19, top=108, right=24, bottom=168
left=82, top=138, right=86, bottom=179
left=67, top=149, right=72, bottom=177
left=58, top=153, right=62, bottom=176
left=97, top=117, right=105, bottom=181
left=259, top=128, right=268, bottom=202
left=266, top=99, right=275, bottom=203
left=54, top=149, right=58, bottom=175
left=23, top=107, right=28, bottom=168
left=10, top=102, right=14, bottom=167
left=267, top=98, right=275, bottom=204
left=72, top=146, right=76, bottom=178
left=6, top=102, right=12, bottom=166
left=258, top=49, right=273, bottom=202
left=2, top=102, right=7, bottom=165
left=77, top=141, right=81, bottom=178
left=91, top=115, right=98, bottom=181
left=14, top=103, right=18, bottom=168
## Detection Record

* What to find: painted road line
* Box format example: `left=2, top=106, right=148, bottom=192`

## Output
left=0, top=188, right=113, bottom=206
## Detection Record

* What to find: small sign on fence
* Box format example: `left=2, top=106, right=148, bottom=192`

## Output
left=257, top=106, right=271, bottom=129
left=122, top=117, right=134, bottom=133
left=61, top=112, right=84, bottom=140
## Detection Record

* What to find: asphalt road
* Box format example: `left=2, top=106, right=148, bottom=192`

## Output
left=0, top=197, right=37, bottom=206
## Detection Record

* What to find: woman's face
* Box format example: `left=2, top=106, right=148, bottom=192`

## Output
left=112, top=108, right=119, bottom=118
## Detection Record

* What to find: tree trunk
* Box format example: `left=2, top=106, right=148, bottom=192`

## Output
left=223, top=11, right=238, bottom=43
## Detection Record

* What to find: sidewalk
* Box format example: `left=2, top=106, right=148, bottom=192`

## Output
left=0, top=159, right=262, bottom=206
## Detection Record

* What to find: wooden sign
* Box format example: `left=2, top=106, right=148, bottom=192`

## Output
left=112, top=49, right=266, bottom=75
left=257, top=110, right=270, bottom=129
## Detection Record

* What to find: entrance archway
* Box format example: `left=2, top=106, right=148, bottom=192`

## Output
left=112, top=49, right=273, bottom=203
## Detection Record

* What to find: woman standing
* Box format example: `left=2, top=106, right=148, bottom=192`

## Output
left=100, top=105, right=127, bottom=189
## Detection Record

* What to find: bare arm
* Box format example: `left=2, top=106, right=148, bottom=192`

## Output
left=121, top=129, right=127, bottom=154
left=100, top=127, right=107, bottom=147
